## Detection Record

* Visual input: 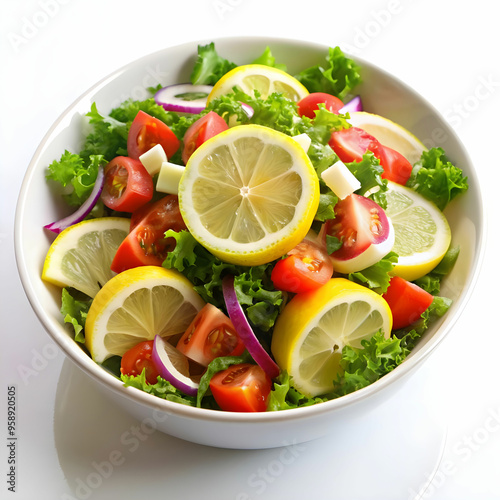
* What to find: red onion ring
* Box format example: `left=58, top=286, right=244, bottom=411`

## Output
left=222, top=275, right=280, bottom=379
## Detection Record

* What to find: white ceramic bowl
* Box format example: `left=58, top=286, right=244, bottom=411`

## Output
left=15, top=37, right=484, bottom=449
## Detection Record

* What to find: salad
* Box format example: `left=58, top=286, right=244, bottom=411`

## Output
left=41, top=42, right=468, bottom=412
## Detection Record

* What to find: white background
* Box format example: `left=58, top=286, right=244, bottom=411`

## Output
left=1, top=1, right=499, bottom=499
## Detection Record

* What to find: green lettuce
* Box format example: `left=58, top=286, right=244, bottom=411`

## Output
left=233, top=269, right=283, bottom=333
left=329, top=330, right=410, bottom=398
left=316, top=191, right=339, bottom=223
left=107, top=98, right=176, bottom=128
left=296, top=104, right=351, bottom=144
left=347, top=251, right=399, bottom=293
left=392, top=296, right=452, bottom=353
left=414, top=246, right=460, bottom=295
left=345, top=151, right=388, bottom=208
left=46, top=152, right=104, bottom=207
left=190, top=43, right=288, bottom=85
left=122, top=370, right=198, bottom=407
left=251, top=46, right=287, bottom=71
left=267, top=372, right=326, bottom=411
left=190, top=42, right=237, bottom=85
left=295, top=46, right=362, bottom=100
left=325, top=234, right=342, bottom=254
left=209, top=89, right=302, bottom=136
left=407, top=147, right=468, bottom=211
left=60, top=288, right=92, bottom=343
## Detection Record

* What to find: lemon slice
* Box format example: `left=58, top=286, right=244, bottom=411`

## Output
left=207, top=64, right=309, bottom=103
left=271, top=278, right=392, bottom=397
left=42, top=217, right=129, bottom=298
left=178, top=124, right=320, bottom=266
left=85, top=266, right=205, bottom=363
left=385, top=181, right=451, bottom=281
left=348, top=111, right=426, bottom=164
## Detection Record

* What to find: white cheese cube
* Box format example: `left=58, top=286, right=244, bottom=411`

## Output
left=156, top=161, right=185, bottom=195
left=291, top=133, right=312, bottom=153
left=139, top=144, right=167, bottom=176
left=321, top=160, right=361, bottom=199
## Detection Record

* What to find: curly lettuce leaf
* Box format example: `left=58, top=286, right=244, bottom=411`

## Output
left=81, top=103, right=129, bottom=160
left=329, top=330, right=410, bottom=398
left=414, top=246, right=460, bottom=295
left=307, top=141, right=337, bottom=177
left=46, top=151, right=104, bottom=207
left=297, top=105, right=351, bottom=144
left=163, top=229, right=237, bottom=305
left=325, top=234, right=342, bottom=254
left=406, top=147, right=468, bottom=211
left=252, top=46, right=287, bottom=71
left=393, top=296, right=452, bottom=351
left=316, top=191, right=339, bottom=222
left=108, top=97, right=177, bottom=128
left=345, top=151, right=388, bottom=208
left=206, top=94, right=249, bottom=126
left=234, top=268, right=283, bottom=333
left=295, top=46, right=362, bottom=100
left=60, top=288, right=92, bottom=343
left=347, top=251, right=399, bottom=293
left=46, top=150, right=84, bottom=186
left=122, top=370, right=198, bottom=407
left=207, top=89, right=300, bottom=135
left=190, top=42, right=237, bottom=85
left=267, top=372, right=326, bottom=411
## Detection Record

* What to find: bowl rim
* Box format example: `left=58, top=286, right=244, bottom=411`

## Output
left=14, top=35, right=486, bottom=423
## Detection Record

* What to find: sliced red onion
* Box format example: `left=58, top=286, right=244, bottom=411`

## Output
left=154, top=83, right=213, bottom=114
left=152, top=335, right=199, bottom=396
left=44, top=166, right=104, bottom=234
left=339, top=95, right=363, bottom=115
left=240, top=102, right=254, bottom=119
left=222, top=275, right=280, bottom=379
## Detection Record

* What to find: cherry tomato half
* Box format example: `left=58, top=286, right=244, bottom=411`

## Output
left=101, top=156, right=153, bottom=213
left=176, top=303, right=245, bottom=367
left=329, top=127, right=412, bottom=185
left=382, top=276, right=434, bottom=330
left=297, top=92, right=344, bottom=119
left=127, top=110, right=180, bottom=160
left=182, top=111, right=228, bottom=164
left=326, top=194, right=390, bottom=259
left=110, top=194, right=186, bottom=273
left=377, top=145, right=413, bottom=185
left=209, top=363, right=272, bottom=412
left=271, top=240, right=333, bottom=294
left=329, top=126, right=383, bottom=163
left=324, top=193, right=394, bottom=274
left=120, top=340, right=161, bottom=385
